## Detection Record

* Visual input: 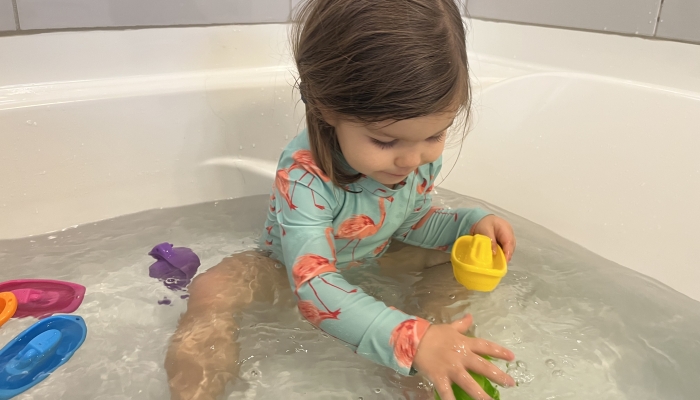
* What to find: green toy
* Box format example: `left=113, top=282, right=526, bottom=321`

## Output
left=433, top=371, right=500, bottom=400
left=433, top=356, right=501, bottom=400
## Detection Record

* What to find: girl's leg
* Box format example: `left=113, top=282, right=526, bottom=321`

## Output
left=165, top=251, right=287, bottom=400
left=377, top=240, right=451, bottom=274
left=377, top=242, right=469, bottom=321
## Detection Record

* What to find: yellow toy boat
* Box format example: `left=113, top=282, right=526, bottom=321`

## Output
left=451, top=234, right=508, bottom=292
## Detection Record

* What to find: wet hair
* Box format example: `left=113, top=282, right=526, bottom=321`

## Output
left=292, top=0, right=471, bottom=188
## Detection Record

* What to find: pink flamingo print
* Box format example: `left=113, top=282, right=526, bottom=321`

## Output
left=297, top=300, right=340, bottom=327
left=373, top=240, right=390, bottom=255
left=372, top=188, right=394, bottom=202
left=390, top=319, right=430, bottom=369
left=436, top=209, right=459, bottom=221
left=335, top=197, right=390, bottom=260
left=292, top=227, right=336, bottom=289
left=416, top=178, right=434, bottom=195
left=275, top=168, right=297, bottom=211
left=264, top=225, right=274, bottom=246
left=411, top=207, right=458, bottom=230
left=411, top=207, right=439, bottom=230
left=290, top=150, right=329, bottom=180
left=415, top=176, right=434, bottom=211
left=269, top=193, right=276, bottom=213
left=289, top=150, right=329, bottom=210
left=318, top=275, right=357, bottom=293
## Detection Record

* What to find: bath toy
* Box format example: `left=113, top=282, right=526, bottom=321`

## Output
left=148, top=242, right=200, bottom=291
left=434, top=356, right=501, bottom=400
left=0, top=280, right=86, bottom=319
left=0, top=293, right=17, bottom=328
left=451, top=234, right=507, bottom=292
left=0, top=315, right=87, bottom=399
left=434, top=372, right=500, bottom=400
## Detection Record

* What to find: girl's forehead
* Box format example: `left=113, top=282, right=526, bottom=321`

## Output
left=370, top=111, right=458, bottom=139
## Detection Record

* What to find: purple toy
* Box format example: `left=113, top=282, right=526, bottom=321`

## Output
left=148, top=243, right=200, bottom=291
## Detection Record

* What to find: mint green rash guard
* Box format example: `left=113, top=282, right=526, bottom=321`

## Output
left=261, top=130, right=489, bottom=375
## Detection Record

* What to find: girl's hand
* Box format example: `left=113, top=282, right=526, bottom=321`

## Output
left=470, top=215, right=516, bottom=262
left=412, top=315, right=515, bottom=400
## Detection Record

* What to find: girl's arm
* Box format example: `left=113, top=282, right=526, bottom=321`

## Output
left=392, top=161, right=489, bottom=250
left=273, top=166, right=429, bottom=375
left=393, top=160, right=516, bottom=261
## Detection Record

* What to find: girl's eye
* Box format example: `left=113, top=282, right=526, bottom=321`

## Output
left=371, top=138, right=397, bottom=149
left=428, top=132, right=447, bottom=143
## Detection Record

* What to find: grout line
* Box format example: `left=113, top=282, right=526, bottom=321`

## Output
left=11, top=0, right=20, bottom=30
left=0, top=15, right=698, bottom=46
left=0, top=21, right=285, bottom=37
left=653, top=0, right=665, bottom=36
left=466, top=16, right=700, bottom=45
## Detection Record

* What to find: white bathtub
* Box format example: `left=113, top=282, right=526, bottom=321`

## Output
left=1, top=20, right=699, bottom=304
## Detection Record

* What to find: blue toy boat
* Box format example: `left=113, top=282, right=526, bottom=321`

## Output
left=0, top=315, right=87, bottom=399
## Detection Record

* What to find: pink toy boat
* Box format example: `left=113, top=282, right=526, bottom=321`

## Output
left=0, top=280, right=85, bottom=319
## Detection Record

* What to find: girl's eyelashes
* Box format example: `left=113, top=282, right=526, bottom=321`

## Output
left=370, top=138, right=398, bottom=149
left=428, top=132, right=447, bottom=143
left=370, top=132, right=446, bottom=149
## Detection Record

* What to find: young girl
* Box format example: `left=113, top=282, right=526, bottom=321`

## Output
left=165, top=1, right=517, bottom=399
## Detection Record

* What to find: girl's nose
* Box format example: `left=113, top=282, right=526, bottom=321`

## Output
left=394, top=150, right=422, bottom=170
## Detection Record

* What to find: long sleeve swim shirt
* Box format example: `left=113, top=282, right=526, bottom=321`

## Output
left=261, top=131, right=489, bottom=375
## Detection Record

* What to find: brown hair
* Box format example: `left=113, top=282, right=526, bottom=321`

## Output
left=292, top=0, right=471, bottom=188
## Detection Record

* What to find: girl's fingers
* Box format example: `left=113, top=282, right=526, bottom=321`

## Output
left=501, top=239, right=516, bottom=263
left=451, top=370, right=493, bottom=400
left=464, top=355, right=516, bottom=389
left=467, top=337, right=515, bottom=362
left=494, top=223, right=516, bottom=262
left=450, top=314, right=473, bottom=334
left=433, top=375, right=457, bottom=400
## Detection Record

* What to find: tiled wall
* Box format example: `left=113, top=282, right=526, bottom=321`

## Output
left=0, top=0, right=290, bottom=32
left=0, top=0, right=698, bottom=45
left=656, top=0, right=700, bottom=43
left=0, top=0, right=16, bottom=32
left=466, top=0, right=700, bottom=44
left=467, top=0, right=662, bottom=36
left=15, top=0, right=290, bottom=30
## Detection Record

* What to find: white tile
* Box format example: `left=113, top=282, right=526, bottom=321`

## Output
left=656, top=0, right=700, bottom=43
left=290, top=0, right=305, bottom=20
left=466, top=0, right=662, bottom=36
left=0, top=0, right=16, bottom=31
left=457, top=0, right=466, bottom=16
left=17, top=0, right=290, bottom=30
left=292, top=0, right=466, bottom=21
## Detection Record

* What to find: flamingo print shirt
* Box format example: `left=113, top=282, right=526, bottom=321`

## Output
left=261, top=131, right=489, bottom=375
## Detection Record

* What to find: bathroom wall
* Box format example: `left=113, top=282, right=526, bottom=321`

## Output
left=0, top=0, right=291, bottom=32
left=655, top=0, right=700, bottom=43
left=0, top=0, right=700, bottom=43
left=0, top=0, right=16, bottom=32
left=466, top=0, right=700, bottom=44
left=0, top=0, right=698, bottom=42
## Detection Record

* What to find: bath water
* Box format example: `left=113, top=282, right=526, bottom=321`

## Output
left=1, top=192, right=698, bottom=399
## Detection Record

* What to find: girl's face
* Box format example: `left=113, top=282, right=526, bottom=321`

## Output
left=330, top=110, right=458, bottom=186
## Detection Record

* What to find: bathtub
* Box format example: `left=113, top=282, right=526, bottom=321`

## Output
left=2, top=20, right=698, bottom=302
left=1, top=18, right=700, bottom=400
